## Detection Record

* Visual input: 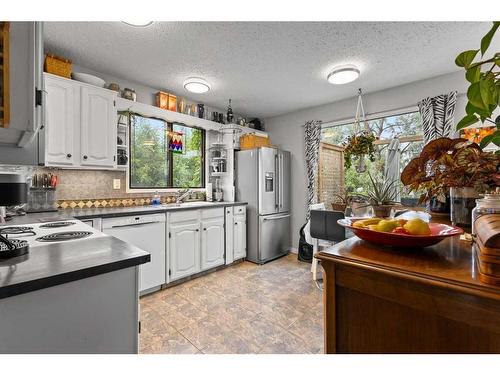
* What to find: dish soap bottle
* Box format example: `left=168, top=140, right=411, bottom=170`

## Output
left=152, top=191, right=161, bottom=205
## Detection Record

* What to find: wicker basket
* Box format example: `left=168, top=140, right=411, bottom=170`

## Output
left=44, top=54, right=72, bottom=78
left=239, top=133, right=270, bottom=150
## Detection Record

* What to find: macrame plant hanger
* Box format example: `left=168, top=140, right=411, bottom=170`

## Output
left=353, top=88, right=369, bottom=173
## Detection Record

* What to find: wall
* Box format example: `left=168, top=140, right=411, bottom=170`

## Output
left=264, top=71, right=469, bottom=249
left=71, top=64, right=237, bottom=118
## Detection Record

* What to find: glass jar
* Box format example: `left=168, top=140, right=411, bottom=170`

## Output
left=472, top=194, right=500, bottom=234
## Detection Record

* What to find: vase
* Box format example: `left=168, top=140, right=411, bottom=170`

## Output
left=372, top=205, right=393, bottom=218
left=450, top=187, right=478, bottom=231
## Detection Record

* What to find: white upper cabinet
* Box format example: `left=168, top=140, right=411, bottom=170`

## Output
left=80, top=86, right=116, bottom=167
left=44, top=75, right=77, bottom=166
left=200, top=218, right=225, bottom=271
left=43, top=73, right=117, bottom=169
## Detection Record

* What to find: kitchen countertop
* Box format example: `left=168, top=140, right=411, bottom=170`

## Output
left=5, top=201, right=248, bottom=225
left=0, top=201, right=245, bottom=299
left=0, top=236, right=150, bottom=299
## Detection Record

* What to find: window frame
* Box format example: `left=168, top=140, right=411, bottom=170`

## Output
left=126, top=113, right=206, bottom=193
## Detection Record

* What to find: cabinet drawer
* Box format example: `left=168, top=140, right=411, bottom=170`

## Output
left=201, top=207, right=224, bottom=220
left=233, top=205, right=246, bottom=216
left=169, top=209, right=199, bottom=223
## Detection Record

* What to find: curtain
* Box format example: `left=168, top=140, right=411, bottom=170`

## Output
left=384, top=138, right=401, bottom=202
left=304, top=120, right=322, bottom=220
left=418, top=91, right=458, bottom=144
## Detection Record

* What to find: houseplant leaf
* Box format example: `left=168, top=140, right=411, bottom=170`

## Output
left=456, top=114, right=479, bottom=130
left=480, top=22, right=500, bottom=56
left=455, top=49, right=479, bottom=68
left=468, top=82, right=486, bottom=109
left=465, top=65, right=481, bottom=83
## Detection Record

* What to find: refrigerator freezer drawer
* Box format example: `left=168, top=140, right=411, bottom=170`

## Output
left=258, top=213, right=291, bottom=263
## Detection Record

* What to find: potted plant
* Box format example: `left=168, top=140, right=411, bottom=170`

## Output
left=454, top=22, right=499, bottom=149
left=359, top=172, right=400, bottom=218
left=401, top=137, right=500, bottom=229
left=343, top=131, right=376, bottom=172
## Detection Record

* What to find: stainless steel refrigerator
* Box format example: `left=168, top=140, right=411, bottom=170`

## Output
left=235, top=147, right=291, bottom=264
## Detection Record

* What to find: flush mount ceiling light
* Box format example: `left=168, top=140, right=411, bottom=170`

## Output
left=327, top=66, right=360, bottom=85
left=183, top=77, right=211, bottom=94
left=122, top=21, right=154, bottom=27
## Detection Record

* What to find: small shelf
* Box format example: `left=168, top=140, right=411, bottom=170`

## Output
left=212, top=156, right=227, bottom=161
left=117, top=123, right=128, bottom=130
left=117, top=165, right=128, bottom=170
left=117, top=144, right=128, bottom=149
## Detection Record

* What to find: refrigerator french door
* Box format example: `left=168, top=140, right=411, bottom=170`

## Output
left=236, top=147, right=291, bottom=264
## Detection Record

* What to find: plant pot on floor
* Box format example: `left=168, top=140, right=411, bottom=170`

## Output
left=450, top=187, right=478, bottom=231
left=372, top=205, right=393, bottom=218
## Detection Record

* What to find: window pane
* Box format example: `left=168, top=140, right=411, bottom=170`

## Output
left=130, top=115, right=169, bottom=188
left=172, top=124, right=204, bottom=188
left=320, top=111, right=423, bottom=205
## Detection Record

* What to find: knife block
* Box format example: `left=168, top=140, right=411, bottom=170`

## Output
left=26, top=187, right=58, bottom=213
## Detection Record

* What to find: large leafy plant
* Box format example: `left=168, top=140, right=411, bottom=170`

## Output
left=455, top=22, right=500, bottom=148
left=401, top=137, right=500, bottom=203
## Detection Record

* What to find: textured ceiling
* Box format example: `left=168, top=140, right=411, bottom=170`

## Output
left=44, top=22, right=498, bottom=118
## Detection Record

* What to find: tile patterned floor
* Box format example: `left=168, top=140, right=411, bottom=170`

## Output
left=139, top=254, right=323, bottom=354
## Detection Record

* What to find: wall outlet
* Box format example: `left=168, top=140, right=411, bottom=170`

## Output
left=113, top=179, right=121, bottom=190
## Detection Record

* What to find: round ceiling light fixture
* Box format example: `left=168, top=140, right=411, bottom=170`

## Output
left=327, top=66, right=360, bottom=85
left=122, top=21, right=154, bottom=27
left=183, top=77, right=211, bottom=94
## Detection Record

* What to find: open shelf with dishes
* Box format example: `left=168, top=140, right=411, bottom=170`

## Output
left=116, top=112, right=129, bottom=170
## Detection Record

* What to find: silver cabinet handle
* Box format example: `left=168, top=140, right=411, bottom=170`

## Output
left=263, top=214, right=291, bottom=221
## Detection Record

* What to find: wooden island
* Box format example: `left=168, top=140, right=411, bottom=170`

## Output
left=316, top=236, right=500, bottom=353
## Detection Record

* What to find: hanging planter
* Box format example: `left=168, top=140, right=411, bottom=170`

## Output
left=343, top=89, right=377, bottom=169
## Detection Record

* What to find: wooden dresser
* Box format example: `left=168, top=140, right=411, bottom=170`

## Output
left=316, top=236, right=500, bottom=353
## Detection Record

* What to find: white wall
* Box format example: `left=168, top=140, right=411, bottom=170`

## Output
left=72, top=64, right=234, bottom=117
left=264, top=71, right=469, bottom=249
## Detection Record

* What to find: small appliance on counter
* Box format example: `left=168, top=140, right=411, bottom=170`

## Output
left=0, top=173, right=30, bottom=259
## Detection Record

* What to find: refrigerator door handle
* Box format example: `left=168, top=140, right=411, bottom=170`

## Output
left=263, top=214, right=291, bottom=221
left=275, top=154, right=279, bottom=210
left=279, top=153, right=284, bottom=210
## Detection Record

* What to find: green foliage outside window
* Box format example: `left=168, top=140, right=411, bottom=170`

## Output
left=321, top=112, right=423, bottom=201
left=129, top=114, right=204, bottom=189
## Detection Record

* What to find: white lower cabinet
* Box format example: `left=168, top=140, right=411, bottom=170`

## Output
left=201, top=218, right=225, bottom=271
left=233, top=214, right=247, bottom=260
left=169, top=221, right=200, bottom=281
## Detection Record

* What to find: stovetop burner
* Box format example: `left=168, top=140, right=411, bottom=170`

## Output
left=39, top=221, right=76, bottom=229
left=0, top=238, right=29, bottom=259
left=0, top=226, right=35, bottom=236
left=36, top=231, right=93, bottom=242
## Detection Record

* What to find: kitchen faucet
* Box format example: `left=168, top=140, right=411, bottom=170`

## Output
left=176, top=188, right=192, bottom=204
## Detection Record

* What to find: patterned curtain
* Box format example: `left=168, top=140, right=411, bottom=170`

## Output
left=418, top=91, right=458, bottom=144
left=304, top=120, right=322, bottom=220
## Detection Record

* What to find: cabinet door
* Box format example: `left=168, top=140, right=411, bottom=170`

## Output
left=201, top=218, right=225, bottom=271
left=44, top=75, right=76, bottom=166
left=80, top=86, right=116, bottom=167
left=233, top=216, right=247, bottom=260
left=169, top=222, right=200, bottom=281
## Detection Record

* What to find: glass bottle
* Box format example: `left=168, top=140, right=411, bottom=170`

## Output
left=471, top=193, right=500, bottom=234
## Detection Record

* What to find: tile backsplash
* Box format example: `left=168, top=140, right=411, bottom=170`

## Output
left=34, top=168, right=201, bottom=208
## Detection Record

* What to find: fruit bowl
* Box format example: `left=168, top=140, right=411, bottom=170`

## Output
left=338, top=218, right=463, bottom=248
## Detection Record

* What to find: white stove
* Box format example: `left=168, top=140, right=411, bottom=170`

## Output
left=0, top=220, right=106, bottom=249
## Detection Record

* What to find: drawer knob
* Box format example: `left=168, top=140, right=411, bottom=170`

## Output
left=66, top=153, right=72, bottom=158
left=83, top=155, right=88, bottom=160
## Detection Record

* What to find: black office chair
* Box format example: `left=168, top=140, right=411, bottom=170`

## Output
left=309, top=209, right=346, bottom=280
